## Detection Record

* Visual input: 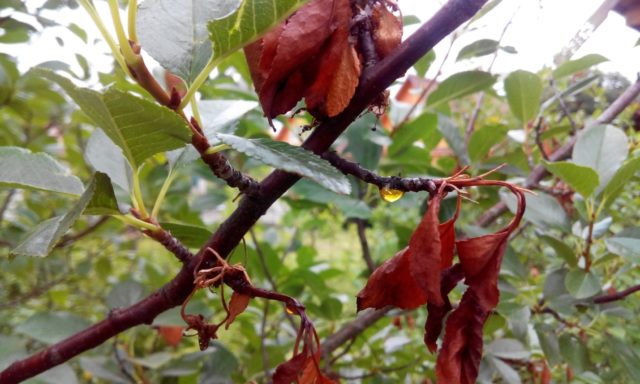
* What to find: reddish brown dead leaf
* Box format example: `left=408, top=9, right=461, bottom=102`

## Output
left=299, top=356, right=336, bottom=384
left=439, top=195, right=460, bottom=269
left=155, top=325, right=184, bottom=347
left=371, top=2, right=403, bottom=58
left=435, top=289, right=486, bottom=384
left=424, top=263, right=464, bottom=353
left=408, top=191, right=444, bottom=306
left=273, top=352, right=309, bottom=384
left=356, top=246, right=427, bottom=311
left=225, top=292, right=251, bottom=329
left=325, top=44, right=360, bottom=117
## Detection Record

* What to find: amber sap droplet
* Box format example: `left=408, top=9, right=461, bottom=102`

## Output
left=379, top=185, right=404, bottom=202
left=285, top=306, right=295, bottom=315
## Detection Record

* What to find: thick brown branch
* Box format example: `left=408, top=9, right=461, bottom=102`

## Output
left=0, top=1, right=488, bottom=381
left=477, top=76, right=640, bottom=227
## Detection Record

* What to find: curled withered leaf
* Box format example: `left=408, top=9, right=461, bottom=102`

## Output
left=273, top=352, right=309, bottom=384
left=424, top=263, right=464, bottom=353
left=225, top=292, right=251, bottom=329
left=357, top=246, right=427, bottom=310
left=371, top=1, right=403, bottom=58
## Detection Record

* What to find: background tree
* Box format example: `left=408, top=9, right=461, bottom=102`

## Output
left=1, top=0, right=640, bottom=383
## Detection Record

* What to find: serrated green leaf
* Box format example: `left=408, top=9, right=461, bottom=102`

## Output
left=166, top=145, right=200, bottom=171
left=599, top=157, right=640, bottom=210
left=504, top=70, right=543, bottom=123
left=427, top=71, right=496, bottom=109
left=11, top=173, right=100, bottom=257
left=199, top=99, right=258, bottom=140
left=565, top=269, right=600, bottom=299
left=160, top=222, right=212, bottom=248
left=85, top=172, right=120, bottom=215
left=137, top=0, right=242, bottom=83
left=15, top=312, right=90, bottom=344
left=34, top=68, right=191, bottom=169
left=84, top=129, right=132, bottom=192
left=553, top=54, right=608, bottom=79
left=216, top=134, right=350, bottom=195
left=542, top=160, right=599, bottom=198
left=290, top=179, right=371, bottom=219
left=468, top=124, right=509, bottom=163
left=456, top=39, right=499, bottom=61
left=0, top=146, right=83, bottom=195
left=208, top=0, right=309, bottom=60
left=573, top=124, right=628, bottom=191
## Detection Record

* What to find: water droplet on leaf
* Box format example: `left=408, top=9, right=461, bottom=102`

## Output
left=379, top=185, right=404, bottom=202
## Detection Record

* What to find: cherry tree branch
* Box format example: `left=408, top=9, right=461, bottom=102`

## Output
left=0, top=1, right=488, bottom=381
left=477, top=75, right=640, bottom=227
left=593, top=284, right=640, bottom=304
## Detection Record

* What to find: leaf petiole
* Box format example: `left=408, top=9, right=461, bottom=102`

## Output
left=127, top=0, right=138, bottom=43
left=115, top=214, right=158, bottom=231
left=179, top=56, right=221, bottom=111
left=131, top=168, right=149, bottom=218
left=205, top=144, right=230, bottom=155
left=150, top=171, right=176, bottom=219
left=107, top=0, right=140, bottom=66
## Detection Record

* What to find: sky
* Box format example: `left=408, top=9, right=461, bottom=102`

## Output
left=2, top=0, right=639, bottom=82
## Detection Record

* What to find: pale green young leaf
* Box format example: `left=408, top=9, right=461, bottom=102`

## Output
left=208, top=0, right=309, bottom=60
left=427, top=71, right=496, bottom=109
left=216, top=134, right=350, bottom=195
left=11, top=173, right=102, bottom=257
left=84, top=129, right=132, bottom=192
left=0, top=146, right=84, bottom=196
left=542, top=160, right=599, bottom=198
left=504, top=70, right=543, bottom=123
left=136, top=0, right=242, bottom=83
left=33, top=68, right=191, bottom=169
left=553, top=53, right=608, bottom=79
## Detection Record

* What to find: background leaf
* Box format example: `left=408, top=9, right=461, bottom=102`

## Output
left=0, top=147, right=83, bottom=195
left=15, top=312, right=90, bottom=345
left=504, top=70, right=543, bottom=123
left=542, top=160, right=599, bottom=197
left=137, top=0, right=242, bottom=83
left=553, top=54, right=608, bottom=79
left=565, top=269, right=600, bottom=299
left=208, top=0, right=309, bottom=60
left=84, top=129, right=132, bottom=192
left=456, top=39, right=499, bottom=61
left=216, top=134, right=351, bottom=195
left=573, top=124, right=628, bottom=190
left=427, top=71, right=496, bottom=108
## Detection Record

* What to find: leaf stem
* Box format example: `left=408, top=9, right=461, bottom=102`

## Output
left=77, top=0, right=130, bottom=76
left=127, top=0, right=138, bottom=43
left=205, top=144, right=230, bottom=155
left=190, top=98, right=202, bottom=126
left=151, top=172, right=175, bottom=219
left=131, top=169, right=149, bottom=218
left=179, top=56, right=220, bottom=110
left=107, top=0, right=139, bottom=66
left=115, top=214, right=158, bottom=231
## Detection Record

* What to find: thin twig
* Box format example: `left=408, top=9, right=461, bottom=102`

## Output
left=56, top=216, right=110, bottom=248
left=0, top=189, right=15, bottom=223
left=112, top=340, right=137, bottom=384
left=355, top=219, right=375, bottom=274
left=0, top=276, right=67, bottom=311
left=593, top=284, right=640, bottom=304
left=260, top=300, right=271, bottom=380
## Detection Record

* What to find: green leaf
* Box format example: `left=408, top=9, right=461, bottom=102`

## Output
left=208, top=0, right=309, bottom=60
left=389, top=112, right=439, bottom=157
left=320, top=297, right=343, bottom=320
left=136, top=0, right=242, bottom=83
left=504, top=70, right=543, bottom=123
left=31, top=363, right=79, bottom=384
left=199, top=99, right=258, bottom=140
left=605, top=228, right=640, bottom=262
left=0, top=146, right=84, bottom=195
left=535, top=323, right=562, bottom=365
left=573, top=124, right=629, bottom=191
left=501, top=191, right=569, bottom=230
left=540, top=235, right=577, bottom=267
left=85, top=172, right=121, bottom=215
left=599, top=157, right=640, bottom=210
left=489, top=356, right=521, bottom=384
left=553, top=54, right=608, bottom=79
left=84, top=128, right=132, bottom=192
left=468, top=124, right=509, bottom=163
left=559, top=333, right=590, bottom=373
left=11, top=173, right=101, bottom=257
left=166, top=146, right=200, bottom=171
left=290, top=179, right=371, bottom=219
left=427, top=71, right=496, bottom=109
left=15, top=312, right=90, bottom=344
left=0, top=62, right=14, bottom=104
left=34, top=68, right=191, bottom=169
left=456, top=39, right=499, bottom=61
left=413, top=50, right=435, bottom=78
left=438, top=115, right=470, bottom=165
left=129, top=352, right=173, bottom=370
left=487, top=339, right=530, bottom=360
left=611, top=337, right=640, bottom=381
left=542, top=160, right=600, bottom=198
left=541, top=74, right=599, bottom=113
left=216, top=134, right=350, bottom=195
left=565, top=269, right=600, bottom=299
left=160, top=222, right=213, bottom=248
left=106, top=280, right=147, bottom=309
